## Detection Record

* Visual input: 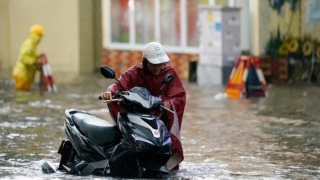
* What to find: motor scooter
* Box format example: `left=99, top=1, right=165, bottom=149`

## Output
left=42, top=66, right=174, bottom=178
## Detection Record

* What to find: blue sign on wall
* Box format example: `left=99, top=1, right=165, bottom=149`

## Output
left=215, top=22, right=221, bottom=32
left=307, top=0, right=320, bottom=23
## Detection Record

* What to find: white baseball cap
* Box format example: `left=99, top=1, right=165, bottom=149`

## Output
left=142, top=42, right=170, bottom=64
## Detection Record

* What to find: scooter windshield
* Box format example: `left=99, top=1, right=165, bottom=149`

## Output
left=122, top=87, right=162, bottom=109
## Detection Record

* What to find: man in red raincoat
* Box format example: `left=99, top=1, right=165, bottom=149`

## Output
left=101, top=42, right=186, bottom=171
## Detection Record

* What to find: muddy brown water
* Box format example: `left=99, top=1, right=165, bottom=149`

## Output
left=1, top=72, right=320, bottom=179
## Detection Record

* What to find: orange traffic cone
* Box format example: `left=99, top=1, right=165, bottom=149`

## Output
left=225, top=56, right=267, bottom=99
left=225, top=56, right=246, bottom=99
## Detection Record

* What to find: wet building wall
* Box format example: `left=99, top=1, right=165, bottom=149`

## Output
left=0, top=0, right=102, bottom=82
left=268, top=1, right=320, bottom=39
left=102, top=49, right=198, bottom=80
left=0, top=0, right=10, bottom=70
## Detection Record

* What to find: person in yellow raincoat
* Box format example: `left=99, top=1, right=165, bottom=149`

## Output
left=12, top=24, right=44, bottom=91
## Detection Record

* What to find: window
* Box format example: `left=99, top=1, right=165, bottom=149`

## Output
left=110, top=0, right=129, bottom=43
left=135, top=0, right=155, bottom=44
left=187, top=0, right=209, bottom=47
left=160, top=0, right=181, bottom=46
left=105, top=0, right=229, bottom=53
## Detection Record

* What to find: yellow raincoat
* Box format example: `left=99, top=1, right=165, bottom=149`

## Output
left=12, top=34, right=41, bottom=90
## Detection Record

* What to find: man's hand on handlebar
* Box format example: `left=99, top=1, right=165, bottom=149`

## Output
left=161, top=101, right=175, bottom=114
left=162, top=101, right=171, bottom=110
left=101, top=91, right=113, bottom=100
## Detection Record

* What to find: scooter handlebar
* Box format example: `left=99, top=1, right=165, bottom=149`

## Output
left=99, top=91, right=126, bottom=100
left=160, top=105, right=175, bottom=114
left=98, top=95, right=122, bottom=102
left=98, top=94, right=117, bottom=100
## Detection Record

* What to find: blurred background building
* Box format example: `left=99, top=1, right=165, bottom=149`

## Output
left=0, top=0, right=319, bottom=84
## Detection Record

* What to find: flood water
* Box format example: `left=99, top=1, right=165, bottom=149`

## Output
left=1, top=71, right=320, bottom=179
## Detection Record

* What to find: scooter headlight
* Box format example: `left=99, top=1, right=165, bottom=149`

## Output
left=131, top=134, right=155, bottom=150
left=136, top=141, right=147, bottom=150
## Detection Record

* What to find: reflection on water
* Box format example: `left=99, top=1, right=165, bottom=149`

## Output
left=1, top=73, right=320, bottom=179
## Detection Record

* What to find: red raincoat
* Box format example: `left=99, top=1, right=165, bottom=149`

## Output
left=107, top=63, right=186, bottom=170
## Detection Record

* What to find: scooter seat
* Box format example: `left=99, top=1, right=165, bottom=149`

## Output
left=72, top=113, right=121, bottom=146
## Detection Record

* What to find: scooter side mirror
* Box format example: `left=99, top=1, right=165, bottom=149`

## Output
left=100, top=66, right=116, bottom=79
left=100, top=66, right=123, bottom=92
left=160, top=74, right=174, bottom=91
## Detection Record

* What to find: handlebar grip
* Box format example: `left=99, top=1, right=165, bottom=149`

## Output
left=99, top=92, right=116, bottom=100
left=98, top=95, right=116, bottom=100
